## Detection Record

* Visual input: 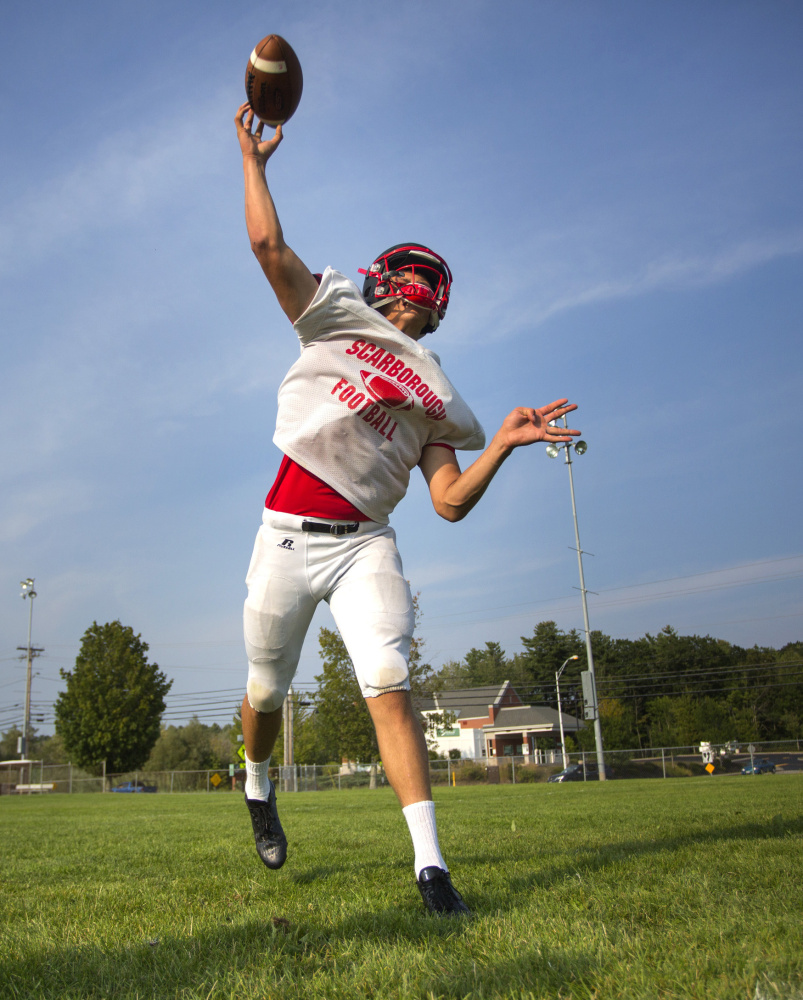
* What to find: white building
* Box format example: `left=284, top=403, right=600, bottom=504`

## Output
left=417, top=681, right=584, bottom=760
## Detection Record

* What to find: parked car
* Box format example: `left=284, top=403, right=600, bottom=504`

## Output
left=547, top=762, right=613, bottom=783
left=741, top=759, right=775, bottom=775
left=111, top=780, right=158, bottom=793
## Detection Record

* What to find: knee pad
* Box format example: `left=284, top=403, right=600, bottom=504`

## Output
left=242, top=580, right=308, bottom=715
left=356, top=646, right=410, bottom=698
left=246, top=674, right=288, bottom=714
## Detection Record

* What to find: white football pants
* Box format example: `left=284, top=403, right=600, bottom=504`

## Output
left=244, top=508, right=414, bottom=714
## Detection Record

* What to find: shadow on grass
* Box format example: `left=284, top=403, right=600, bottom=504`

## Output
left=0, top=908, right=597, bottom=1000
left=470, top=813, right=803, bottom=905
left=5, top=812, right=798, bottom=998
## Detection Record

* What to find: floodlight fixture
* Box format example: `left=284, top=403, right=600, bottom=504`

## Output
left=546, top=418, right=607, bottom=778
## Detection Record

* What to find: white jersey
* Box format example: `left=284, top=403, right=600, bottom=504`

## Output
left=273, top=267, right=485, bottom=523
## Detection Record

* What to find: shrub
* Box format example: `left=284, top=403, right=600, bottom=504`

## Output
left=515, top=765, right=553, bottom=783
left=454, top=762, right=488, bottom=784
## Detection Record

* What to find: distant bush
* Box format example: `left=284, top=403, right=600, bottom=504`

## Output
left=454, top=762, right=488, bottom=784
left=515, top=765, right=554, bottom=783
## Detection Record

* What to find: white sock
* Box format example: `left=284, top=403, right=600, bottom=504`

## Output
left=244, top=753, right=272, bottom=801
left=402, top=800, right=447, bottom=877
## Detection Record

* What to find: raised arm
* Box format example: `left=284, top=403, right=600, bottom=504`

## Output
left=419, top=400, right=580, bottom=522
left=234, top=103, right=320, bottom=323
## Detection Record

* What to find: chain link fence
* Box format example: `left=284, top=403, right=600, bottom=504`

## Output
left=2, top=740, right=800, bottom=794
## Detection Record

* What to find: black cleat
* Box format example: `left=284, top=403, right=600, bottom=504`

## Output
left=245, top=786, right=287, bottom=870
left=417, top=866, right=470, bottom=916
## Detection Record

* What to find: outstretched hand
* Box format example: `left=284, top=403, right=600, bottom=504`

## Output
left=235, top=102, right=283, bottom=164
left=498, top=400, right=580, bottom=449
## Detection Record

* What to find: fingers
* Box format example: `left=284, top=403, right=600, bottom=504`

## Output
left=542, top=398, right=577, bottom=416
left=235, top=102, right=253, bottom=127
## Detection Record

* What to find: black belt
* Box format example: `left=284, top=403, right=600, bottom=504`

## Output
left=301, top=520, right=361, bottom=536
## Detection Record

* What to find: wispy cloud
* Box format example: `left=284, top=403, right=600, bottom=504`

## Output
left=454, top=227, right=803, bottom=347
left=0, top=94, right=228, bottom=276
left=534, top=231, right=803, bottom=326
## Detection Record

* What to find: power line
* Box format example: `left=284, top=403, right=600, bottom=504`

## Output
left=597, top=660, right=803, bottom=686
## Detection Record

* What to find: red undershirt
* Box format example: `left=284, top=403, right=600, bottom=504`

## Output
left=265, top=446, right=456, bottom=520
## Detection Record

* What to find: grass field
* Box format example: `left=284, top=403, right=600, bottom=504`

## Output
left=1, top=776, right=801, bottom=1000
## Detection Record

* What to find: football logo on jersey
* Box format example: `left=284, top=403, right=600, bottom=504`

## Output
left=359, top=370, right=415, bottom=411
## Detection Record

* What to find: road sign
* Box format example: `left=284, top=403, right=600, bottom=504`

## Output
left=705, top=763, right=715, bottom=774
left=210, top=772, right=222, bottom=787
left=237, top=743, right=246, bottom=762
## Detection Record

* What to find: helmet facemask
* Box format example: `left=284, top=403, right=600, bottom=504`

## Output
left=360, top=244, right=452, bottom=334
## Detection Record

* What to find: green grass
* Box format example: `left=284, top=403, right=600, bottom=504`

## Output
left=1, top=777, right=802, bottom=999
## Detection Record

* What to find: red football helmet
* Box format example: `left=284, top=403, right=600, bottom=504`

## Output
left=359, top=243, right=452, bottom=334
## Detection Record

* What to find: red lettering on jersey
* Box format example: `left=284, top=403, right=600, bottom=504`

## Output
left=339, top=350, right=449, bottom=426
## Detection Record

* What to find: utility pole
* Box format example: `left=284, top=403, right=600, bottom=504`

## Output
left=283, top=686, right=294, bottom=769
left=18, top=579, right=40, bottom=759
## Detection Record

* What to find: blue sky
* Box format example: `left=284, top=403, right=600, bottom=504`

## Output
left=1, top=0, right=801, bottom=734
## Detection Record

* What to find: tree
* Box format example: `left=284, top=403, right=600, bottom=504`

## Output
left=0, top=725, right=24, bottom=759
left=313, top=626, right=378, bottom=764
left=54, top=621, right=172, bottom=773
left=290, top=702, right=333, bottom=765
left=431, top=641, right=510, bottom=689
left=518, top=621, right=585, bottom=701
left=143, top=718, right=236, bottom=772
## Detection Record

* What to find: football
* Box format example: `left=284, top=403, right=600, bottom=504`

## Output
left=360, top=371, right=415, bottom=411
left=245, top=34, right=303, bottom=126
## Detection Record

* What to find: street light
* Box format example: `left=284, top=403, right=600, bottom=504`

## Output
left=556, top=655, right=579, bottom=768
left=546, top=418, right=607, bottom=780
left=19, top=578, right=37, bottom=760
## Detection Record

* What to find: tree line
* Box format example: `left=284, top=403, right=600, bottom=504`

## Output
left=432, top=621, right=803, bottom=751
left=3, top=614, right=800, bottom=773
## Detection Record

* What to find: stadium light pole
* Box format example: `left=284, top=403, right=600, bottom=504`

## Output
left=19, top=578, right=37, bottom=760
left=546, top=419, right=607, bottom=780
left=556, top=655, right=579, bottom=768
